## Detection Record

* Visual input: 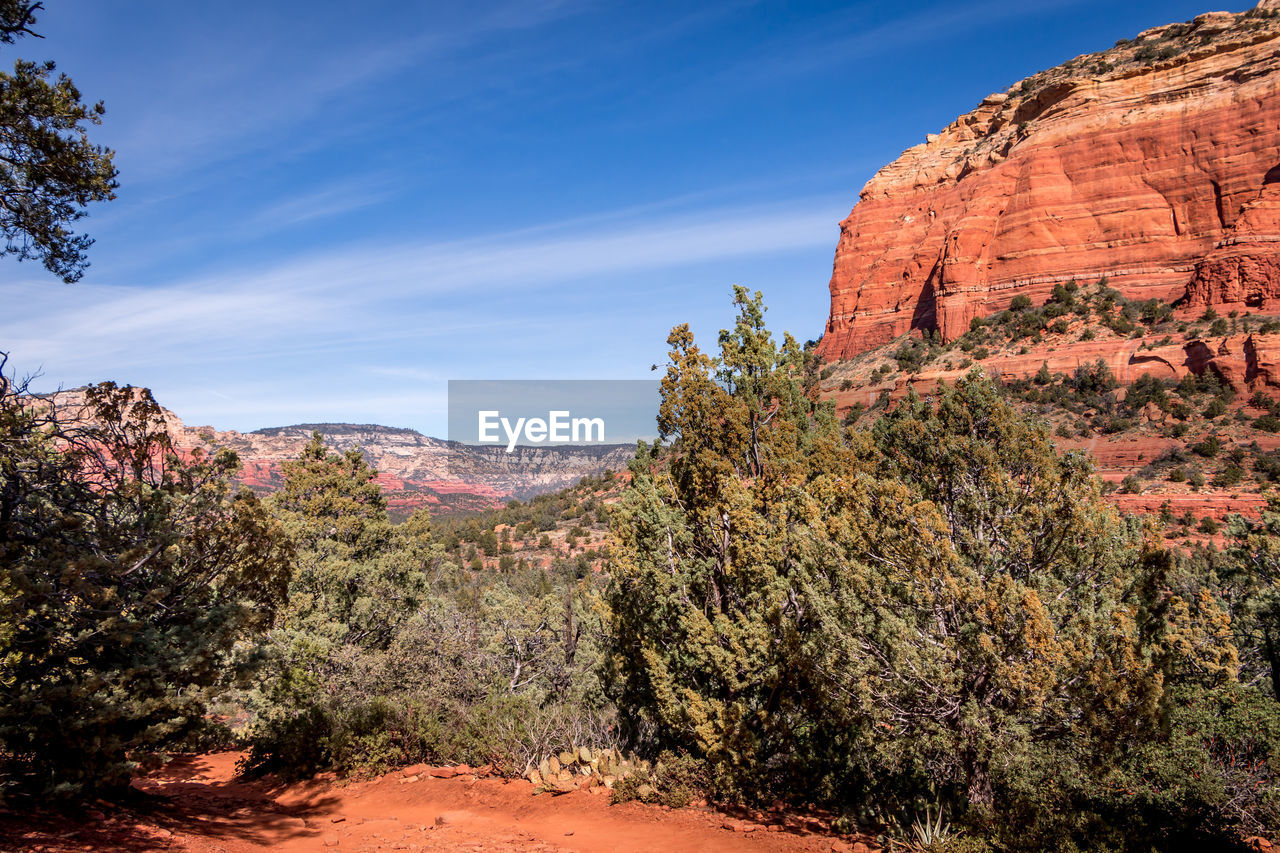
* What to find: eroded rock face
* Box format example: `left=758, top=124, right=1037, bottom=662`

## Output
left=38, top=390, right=633, bottom=517
left=818, top=326, right=1280, bottom=527
left=826, top=332, right=1280, bottom=411
left=819, top=4, right=1280, bottom=360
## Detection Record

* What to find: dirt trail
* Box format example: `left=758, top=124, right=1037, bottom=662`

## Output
left=0, top=753, right=870, bottom=852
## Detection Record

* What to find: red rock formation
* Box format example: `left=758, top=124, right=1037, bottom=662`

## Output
left=819, top=4, right=1280, bottom=361
left=825, top=331, right=1280, bottom=409
left=38, top=391, right=634, bottom=519
left=817, top=317, right=1280, bottom=526
left=1184, top=178, right=1280, bottom=308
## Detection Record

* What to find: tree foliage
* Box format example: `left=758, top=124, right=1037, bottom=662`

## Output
left=0, top=370, right=292, bottom=793
left=0, top=1, right=117, bottom=281
left=606, top=289, right=1279, bottom=849
left=245, top=434, right=613, bottom=778
left=1222, top=499, right=1280, bottom=700
left=268, top=432, right=412, bottom=648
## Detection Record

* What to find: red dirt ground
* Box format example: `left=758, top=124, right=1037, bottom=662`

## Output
left=0, top=753, right=876, bottom=852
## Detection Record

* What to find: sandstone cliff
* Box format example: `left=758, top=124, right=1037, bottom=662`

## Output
left=819, top=2, right=1280, bottom=360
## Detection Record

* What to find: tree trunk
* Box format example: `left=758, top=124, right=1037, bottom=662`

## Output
left=964, top=750, right=994, bottom=812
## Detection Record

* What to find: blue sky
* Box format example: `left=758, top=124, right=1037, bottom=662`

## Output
left=1, top=0, right=1246, bottom=435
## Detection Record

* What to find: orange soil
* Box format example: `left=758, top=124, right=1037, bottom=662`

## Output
left=0, top=753, right=867, bottom=853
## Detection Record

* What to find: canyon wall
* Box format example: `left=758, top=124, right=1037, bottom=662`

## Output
left=819, top=4, right=1280, bottom=360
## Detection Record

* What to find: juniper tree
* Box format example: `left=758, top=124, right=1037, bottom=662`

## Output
left=847, top=378, right=1237, bottom=811
left=247, top=433, right=428, bottom=771
left=608, top=286, right=856, bottom=796
left=0, top=374, right=292, bottom=794
left=607, top=290, right=1262, bottom=844
left=1222, top=498, right=1280, bottom=699
left=247, top=436, right=613, bottom=777
left=267, top=432, right=427, bottom=649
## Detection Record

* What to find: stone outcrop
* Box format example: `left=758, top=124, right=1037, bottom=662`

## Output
left=819, top=3, right=1280, bottom=360
left=818, top=323, right=1280, bottom=528
left=826, top=332, right=1280, bottom=409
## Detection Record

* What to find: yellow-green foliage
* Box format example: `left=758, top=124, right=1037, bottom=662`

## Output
left=606, top=289, right=1278, bottom=850
left=244, top=433, right=616, bottom=779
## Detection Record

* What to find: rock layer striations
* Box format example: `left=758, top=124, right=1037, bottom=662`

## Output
left=819, top=4, right=1280, bottom=360
left=41, top=390, right=633, bottom=517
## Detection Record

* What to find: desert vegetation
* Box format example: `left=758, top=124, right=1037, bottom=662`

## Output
left=3, top=289, right=1280, bottom=852
left=5, top=0, right=1280, bottom=849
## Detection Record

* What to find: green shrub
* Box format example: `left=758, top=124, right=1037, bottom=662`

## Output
left=245, top=435, right=616, bottom=783
left=893, top=337, right=939, bottom=373
left=0, top=381, right=293, bottom=795
left=1254, top=449, right=1280, bottom=483
left=1212, top=465, right=1245, bottom=488
left=1127, top=373, right=1169, bottom=410
left=1105, top=313, right=1136, bottom=335
left=1192, top=435, right=1223, bottom=458
left=1101, top=416, right=1135, bottom=434
left=606, top=289, right=1274, bottom=848
left=1255, top=415, right=1280, bottom=433
left=1140, top=300, right=1173, bottom=326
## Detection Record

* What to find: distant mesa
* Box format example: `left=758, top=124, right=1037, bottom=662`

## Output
left=39, top=390, right=633, bottom=519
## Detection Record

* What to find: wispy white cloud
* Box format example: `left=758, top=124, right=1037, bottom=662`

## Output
left=246, top=181, right=398, bottom=230
left=98, top=1, right=587, bottom=185
left=3, top=194, right=843, bottom=379
left=163, top=388, right=453, bottom=429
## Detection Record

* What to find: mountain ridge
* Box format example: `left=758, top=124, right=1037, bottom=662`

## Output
left=39, top=387, right=635, bottom=518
